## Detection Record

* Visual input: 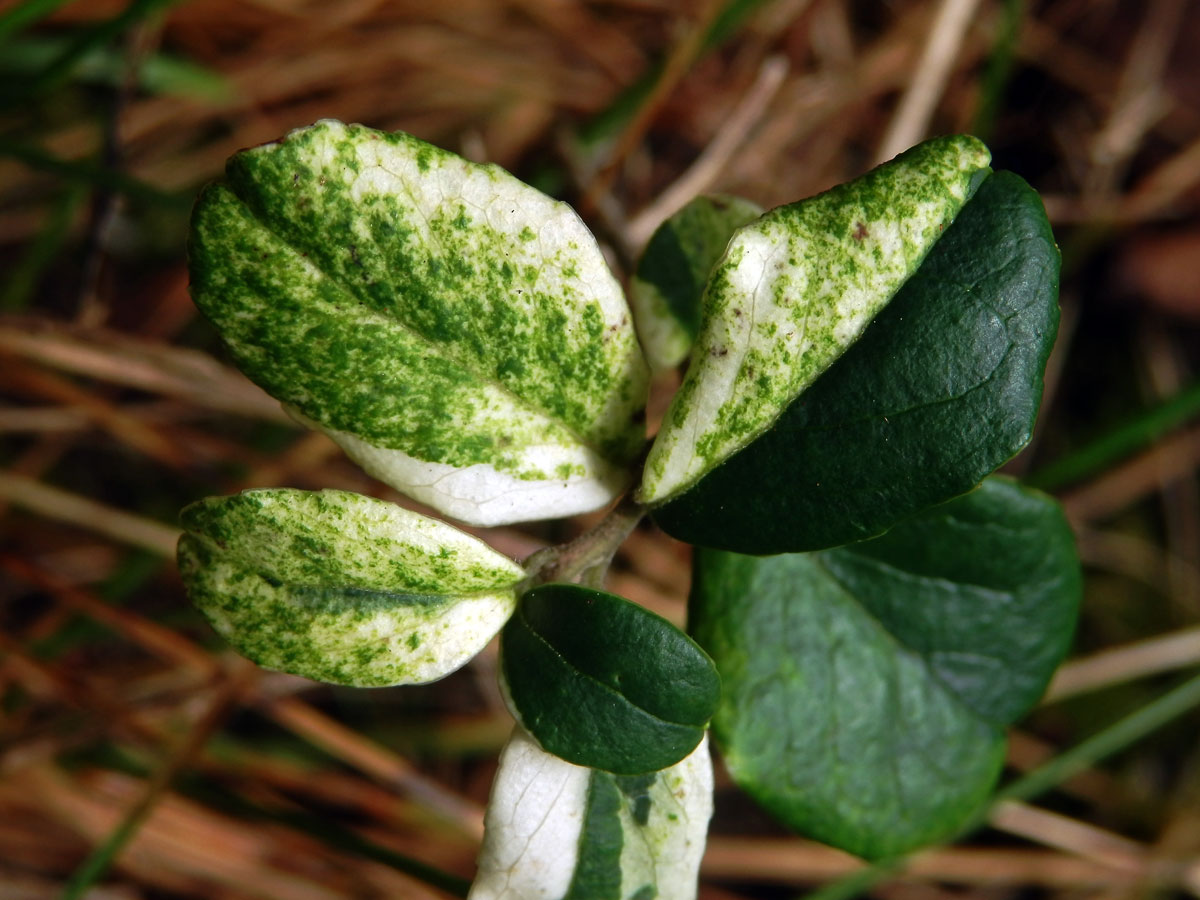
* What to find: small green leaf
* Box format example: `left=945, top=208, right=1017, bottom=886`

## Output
left=640, top=135, right=991, bottom=505
left=178, top=489, right=524, bottom=687
left=189, top=120, right=649, bottom=527
left=630, top=194, right=763, bottom=371
left=469, top=727, right=712, bottom=900
left=689, top=477, right=1080, bottom=859
left=652, top=170, right=1060, bottom=553
left=500, top=584, right=720, bottom=775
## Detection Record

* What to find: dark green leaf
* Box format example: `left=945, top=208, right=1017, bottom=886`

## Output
left=640, top=136, right=991, bottom=506
left=689, top=477, right=1080, bottom=859
left=652, top=171, right=1060, bottom=553
left=501, top=584, right=720, bottom=775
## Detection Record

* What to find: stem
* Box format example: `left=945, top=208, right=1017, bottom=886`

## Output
left=521, top=492, right=645, bottom=588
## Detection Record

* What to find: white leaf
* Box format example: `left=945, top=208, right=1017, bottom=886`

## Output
left=470, top=727, right=713, bottom=900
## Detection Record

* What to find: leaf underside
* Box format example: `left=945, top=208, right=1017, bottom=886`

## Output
left=653, top=170, right=1061, bottom=553
left=689, top=477, right=1080, bottom=859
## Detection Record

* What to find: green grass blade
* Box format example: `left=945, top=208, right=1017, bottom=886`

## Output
left=0, top=0, right=72, bottom=45
left=0, top=183, right=86, bottom=311
left=972, top=0, right=1025, bottom=141
left=3, top=0, right=183, bottom=107
left=60, top=671, right=250, bottom=900
left=1029, top=379, right=1200, bottom=490
left=1, top=35, right=232, bottom=100
left=60, top=812, right=146, bottom=900
left=0, top=138, right=191, bottom=207
left=800, top=670, right=1200, bottom=900
left=577, top=0, right=775, bottom=146
left=998, top=671, right=1200, bottom=805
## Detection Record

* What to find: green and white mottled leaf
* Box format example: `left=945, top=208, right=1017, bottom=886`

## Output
left=177, top=489, right=523, bottom=686
left=689, top=477, right=1081, bottom=859
left=651, top=170, right=1060, bottom=553
left=630, top=195, right=763, bottom=371
left=640, top=135, right=991, bottom=505
left=189, top=119, right=649, bottom=527
left=469, top=726, right=713, bottom=900
left=500, top=583, right=720, bottom=775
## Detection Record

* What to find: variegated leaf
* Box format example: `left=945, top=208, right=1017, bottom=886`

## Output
left=469, top=727, right=713, bottom=900
left=178, top=489, right=524, bottom=686
left=190, top=120, right=649, bottom=526
left=640, top=135, right=991, bottom=504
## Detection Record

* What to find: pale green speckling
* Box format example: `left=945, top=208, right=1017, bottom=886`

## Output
left=630, top=195, right=764, bottom=372
left=639, top=136, right=991, bottom=505
left=177, top=489, right=524, bottom=687
left=469, top=727, right=713, bottom=900
left=189, top=120, right=648, bottom=526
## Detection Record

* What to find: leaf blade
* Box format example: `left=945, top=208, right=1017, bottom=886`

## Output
left=189, top=120, right=649, bottom=526
left=630, top=194, right=763, bottom=371
left=469, top=727, right=713, bottom=900
left=652, top=169, right=1060, bottom=553
left=689, top=478, right=1080, bottom=859
left=640, top=135, right=991, bottom=505
left=178, top=488, right=523, bottom=686
left=501, top=584, right=720, bottom=774
left=822, top=477, right=1081, bottom=724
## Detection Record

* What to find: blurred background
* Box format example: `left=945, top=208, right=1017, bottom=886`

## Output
left=2, top=0, right=1200, bottom=897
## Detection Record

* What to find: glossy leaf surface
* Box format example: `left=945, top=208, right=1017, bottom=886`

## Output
left=190, top=120, right=649, bottom=527
left=630, top=194, right=763, bottom=371
left=178, top=489, right=523, bottom=686
left=689, top=478, right=1080, bottom=859
left=652, top=170, right=1060, bottom=553
left=640, top=135, right=991, bottom=505
left=469, top=728, right=712, bottom=900
left=501, top=584, right=720, bottom=774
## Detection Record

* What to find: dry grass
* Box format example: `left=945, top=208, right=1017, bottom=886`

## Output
left=2, top=1, right=1200, bottom=897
